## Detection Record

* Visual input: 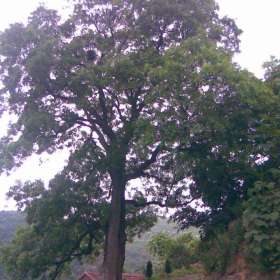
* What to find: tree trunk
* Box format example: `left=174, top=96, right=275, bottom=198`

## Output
left=103, top=170, right=126, bottom=280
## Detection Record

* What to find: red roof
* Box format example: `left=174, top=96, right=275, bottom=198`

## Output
left=79, top=272, right=144, bottom=280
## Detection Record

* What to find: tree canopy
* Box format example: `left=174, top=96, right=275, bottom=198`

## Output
left=0, top=0, right=279, bottom=279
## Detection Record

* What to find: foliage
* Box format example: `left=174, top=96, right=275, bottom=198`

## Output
left=243, top=169, right=280, bottom=274
left=124, top=218, right=197, bottom=273
left=198, top=220, right=244, bottom=274
left=0, top=214, right=173, bottom=277
left=0, top=171, right=107, bottom=279
left=171, top=49, right=280, bottom=236
left=145, top=261, right=153, bottom=278
left=1, top=172, right=156, bottom=279
left=0, top=0, right=269, bottom=278
left=148, top=232, right=199, bottom=269
left=172, top=66, right=279, bottom=234
left=263, top=56, right=280, bottom=95
left=148, top=233, right=174, bottom=261
left=236, top=57, right=280, bottom=274
left=164, top=259, right=172, bottom=275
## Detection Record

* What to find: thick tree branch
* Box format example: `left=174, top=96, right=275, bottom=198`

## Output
left=126, top=145, right=161, bottom=180
left=126, top=197, right=195, bottom=209
left=51, top=231, right=94, bottom=280
left=91, top=87, right=116, bottom=141
left=91, top=123, right=109, bottom=150
left=121, top=87, right=145, bottom=147
left=50, top=83, right=115, bottom=144
left=83, top=109, right=109, bottom=149
left=113, top=93, right=126, bottom=122
left=98, top=87, right=109, bottom=122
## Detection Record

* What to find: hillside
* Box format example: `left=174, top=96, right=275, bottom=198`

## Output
left=0, top=211, right=25, bottom=243
left=0, top=211, right=25, bottom=279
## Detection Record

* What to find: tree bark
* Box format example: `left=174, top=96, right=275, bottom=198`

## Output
left=103, top=169, right=126, bottom=280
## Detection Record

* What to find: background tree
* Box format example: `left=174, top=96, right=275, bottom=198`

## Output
left=242, top=57, right=280, bottom=272
left=0, top=0, right=253, bottom=279
left=172, top=67, right=278, bottom=235
left=145, top=261, right=153, bottom=279
left=173, top=54, right=280, bottom=275
left=148, top=232, right=199, bottom=269
left=148, top=233, right=173, bottom=262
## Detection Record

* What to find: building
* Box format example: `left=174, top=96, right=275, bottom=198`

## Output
left=78, top=272, right=144, bottom=280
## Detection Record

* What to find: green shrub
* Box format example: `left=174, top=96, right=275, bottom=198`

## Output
left=243, top=171, right=280, bottom=274
left=148, top=233, right=173, bottom=261
left=148, top=232, right=199, bottom=270
left=198, top=220, right=244, bottom=274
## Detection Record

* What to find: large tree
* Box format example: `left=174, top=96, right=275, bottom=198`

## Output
left=0, top=0, right=265, bottom=279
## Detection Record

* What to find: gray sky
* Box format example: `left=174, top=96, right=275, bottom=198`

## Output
left=0, top=0, right=280, bottom=209
left=218, top=0, right=280, bottom=78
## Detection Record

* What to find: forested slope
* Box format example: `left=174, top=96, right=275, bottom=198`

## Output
left=0, top=211, right=25, bottom=279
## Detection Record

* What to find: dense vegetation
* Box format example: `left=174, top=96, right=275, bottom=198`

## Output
left=0, top=0, right=280, bottom=279
left=0, top=213, right=186, bottom=279
left=243, top=170, right=280, bottom=274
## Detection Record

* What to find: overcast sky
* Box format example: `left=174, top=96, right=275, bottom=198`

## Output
left=0, top=0, right=280, bottom=210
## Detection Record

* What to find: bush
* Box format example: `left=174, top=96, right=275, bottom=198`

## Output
left=243, top=171, right=280, bottom=274
left=167, top=242, right=192, bottom=269
left=164, top=259, right=172, bottom=275
left=148, top=232, right=199, bottom=270
left=198, top=220, right=244, bottom=274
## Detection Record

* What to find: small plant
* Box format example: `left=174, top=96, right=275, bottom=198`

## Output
left=145, top=260, right=153, bottom=278
left=165, top=259, right=172, bottom=275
